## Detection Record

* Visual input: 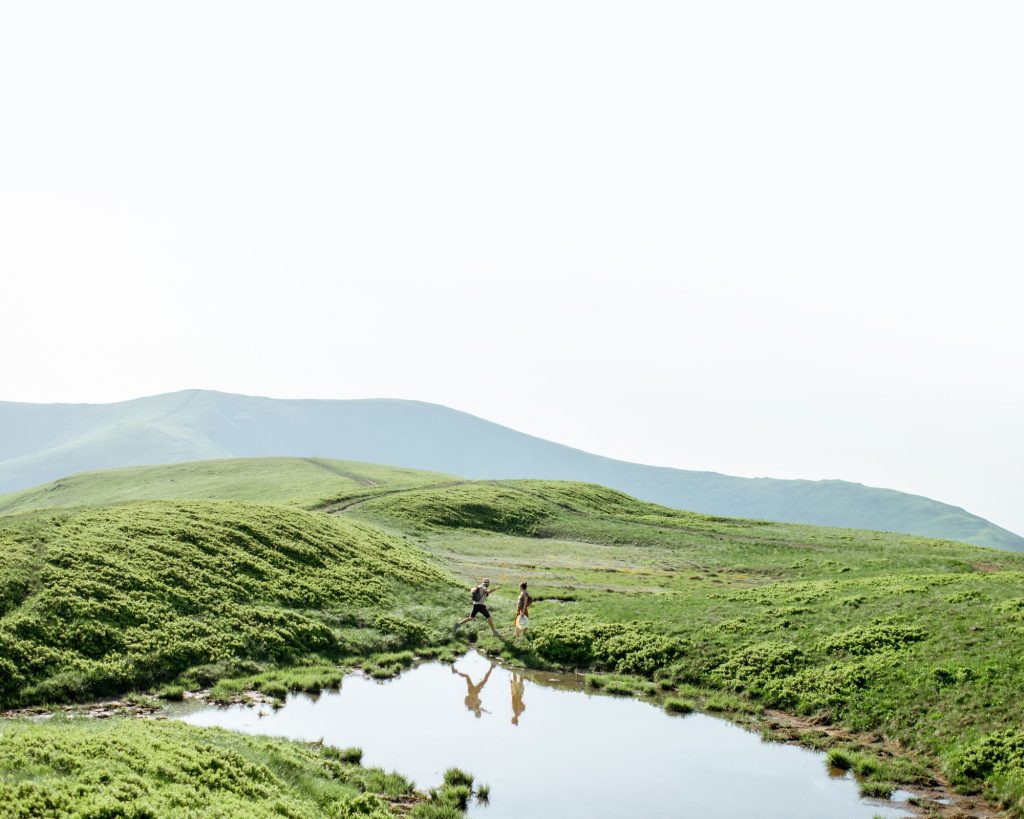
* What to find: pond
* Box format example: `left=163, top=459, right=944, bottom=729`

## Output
left=175, top=651, right=911, bottom=819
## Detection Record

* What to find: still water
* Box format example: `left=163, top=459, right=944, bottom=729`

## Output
left=176, top=652, right=910, bottom=819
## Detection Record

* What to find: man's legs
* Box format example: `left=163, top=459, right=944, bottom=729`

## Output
left=486, top=615, right=499, bottom=637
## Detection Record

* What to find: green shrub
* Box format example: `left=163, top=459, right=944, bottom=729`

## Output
left=994, top=599, right=1024, bottom=625
left=931, top=666, right=977, bottom=687
left=530, top=616, right=685, bottom=677
left=947, top=590, right=983, bottom=603
left=335, top=794, right=394, bottom=818
left=712, top=641, right=804, bottom=695
left=664, top=698, right=695, bottom=714
left=763, top=658, right=882, bottom=712
left=949, top=729, right=1024, bottom=784
left=818, top=623, right=925, bottom=656
left=374, top=614, right=430, bottom=647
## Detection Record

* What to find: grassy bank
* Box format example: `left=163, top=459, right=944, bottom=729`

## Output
left=352, top=479, right=1024, bottom=813
left=0, top=500, right=461, bottom=707
left=0, top=718, right=466, bottom=818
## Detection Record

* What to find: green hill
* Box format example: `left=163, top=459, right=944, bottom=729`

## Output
left=2, top=389, right=1020, bottom=550
left=0, top=457, right=453, bottom=516
left=3, top=465, right=1024, bottom=814
left=349, top=479, right=1024, bottom=811
left=0, top=500, right=460, bottom=706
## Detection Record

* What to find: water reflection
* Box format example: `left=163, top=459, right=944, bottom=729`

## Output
left=452, top=660, right=495, bottom=718
left=175, top=652, right=910, bottom=819
left=510, top=672, right=526, bottom=726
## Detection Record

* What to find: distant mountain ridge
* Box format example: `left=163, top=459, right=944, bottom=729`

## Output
left=0, top=389, right=1020, bottom=551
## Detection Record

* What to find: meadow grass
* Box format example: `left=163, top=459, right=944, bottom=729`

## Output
left=0, top=718, right=422, bottom=818
left=353, top=478, right=1024, bottom=814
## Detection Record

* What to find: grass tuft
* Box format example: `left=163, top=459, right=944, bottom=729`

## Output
left=442, top=767, right=474, bottom=789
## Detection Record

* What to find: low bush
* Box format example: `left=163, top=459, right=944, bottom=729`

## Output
left=374, top=614, right=430, bottom=648
left=530, top=616, right=686, bottom=677
left=711, top=641, right=804, bottom=695
left=818, top=623, right=925, bottom=657
left=949, top=729, right=1024, bottom=785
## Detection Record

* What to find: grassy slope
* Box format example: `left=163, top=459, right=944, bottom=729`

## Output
left=2, top=390, right=1020, bottom=551
left=352, top=480, right=1024, bottom=812
left=0, top=457, right=454, bottom=515
left=0, top=719, right=428, bottom=819
left=0, top=500, right=461, bottom=706
left=3, top=463, right=1022, bottom=814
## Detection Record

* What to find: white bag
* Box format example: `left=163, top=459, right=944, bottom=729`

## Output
left=517, top=614, right=529, bottom=630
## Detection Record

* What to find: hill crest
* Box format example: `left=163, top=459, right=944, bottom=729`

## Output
left=0, top=389, right=1020, bottom=551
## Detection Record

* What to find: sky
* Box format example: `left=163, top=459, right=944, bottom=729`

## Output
left=1, top=1, right=1021, bottom=534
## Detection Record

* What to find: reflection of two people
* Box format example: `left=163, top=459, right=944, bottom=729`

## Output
left=451, top=661, right=527, bottom=726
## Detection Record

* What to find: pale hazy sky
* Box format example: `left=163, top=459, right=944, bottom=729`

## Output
left=1, top=2, right=1021, bottom=534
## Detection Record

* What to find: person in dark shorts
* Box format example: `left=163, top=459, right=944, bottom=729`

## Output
left=454, top=578, right=499, bottom=637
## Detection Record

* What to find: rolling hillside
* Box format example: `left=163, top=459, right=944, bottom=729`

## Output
left=1, top=389, right=1020, bottom=550
left=0, top=499, right=460, bottom=706
left=0, top=457, right=453, bottom=515
left=2, top=463, right=1023, bottom=812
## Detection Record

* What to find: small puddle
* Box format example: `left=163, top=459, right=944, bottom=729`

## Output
left=173, top=652, right=910, bottom=819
